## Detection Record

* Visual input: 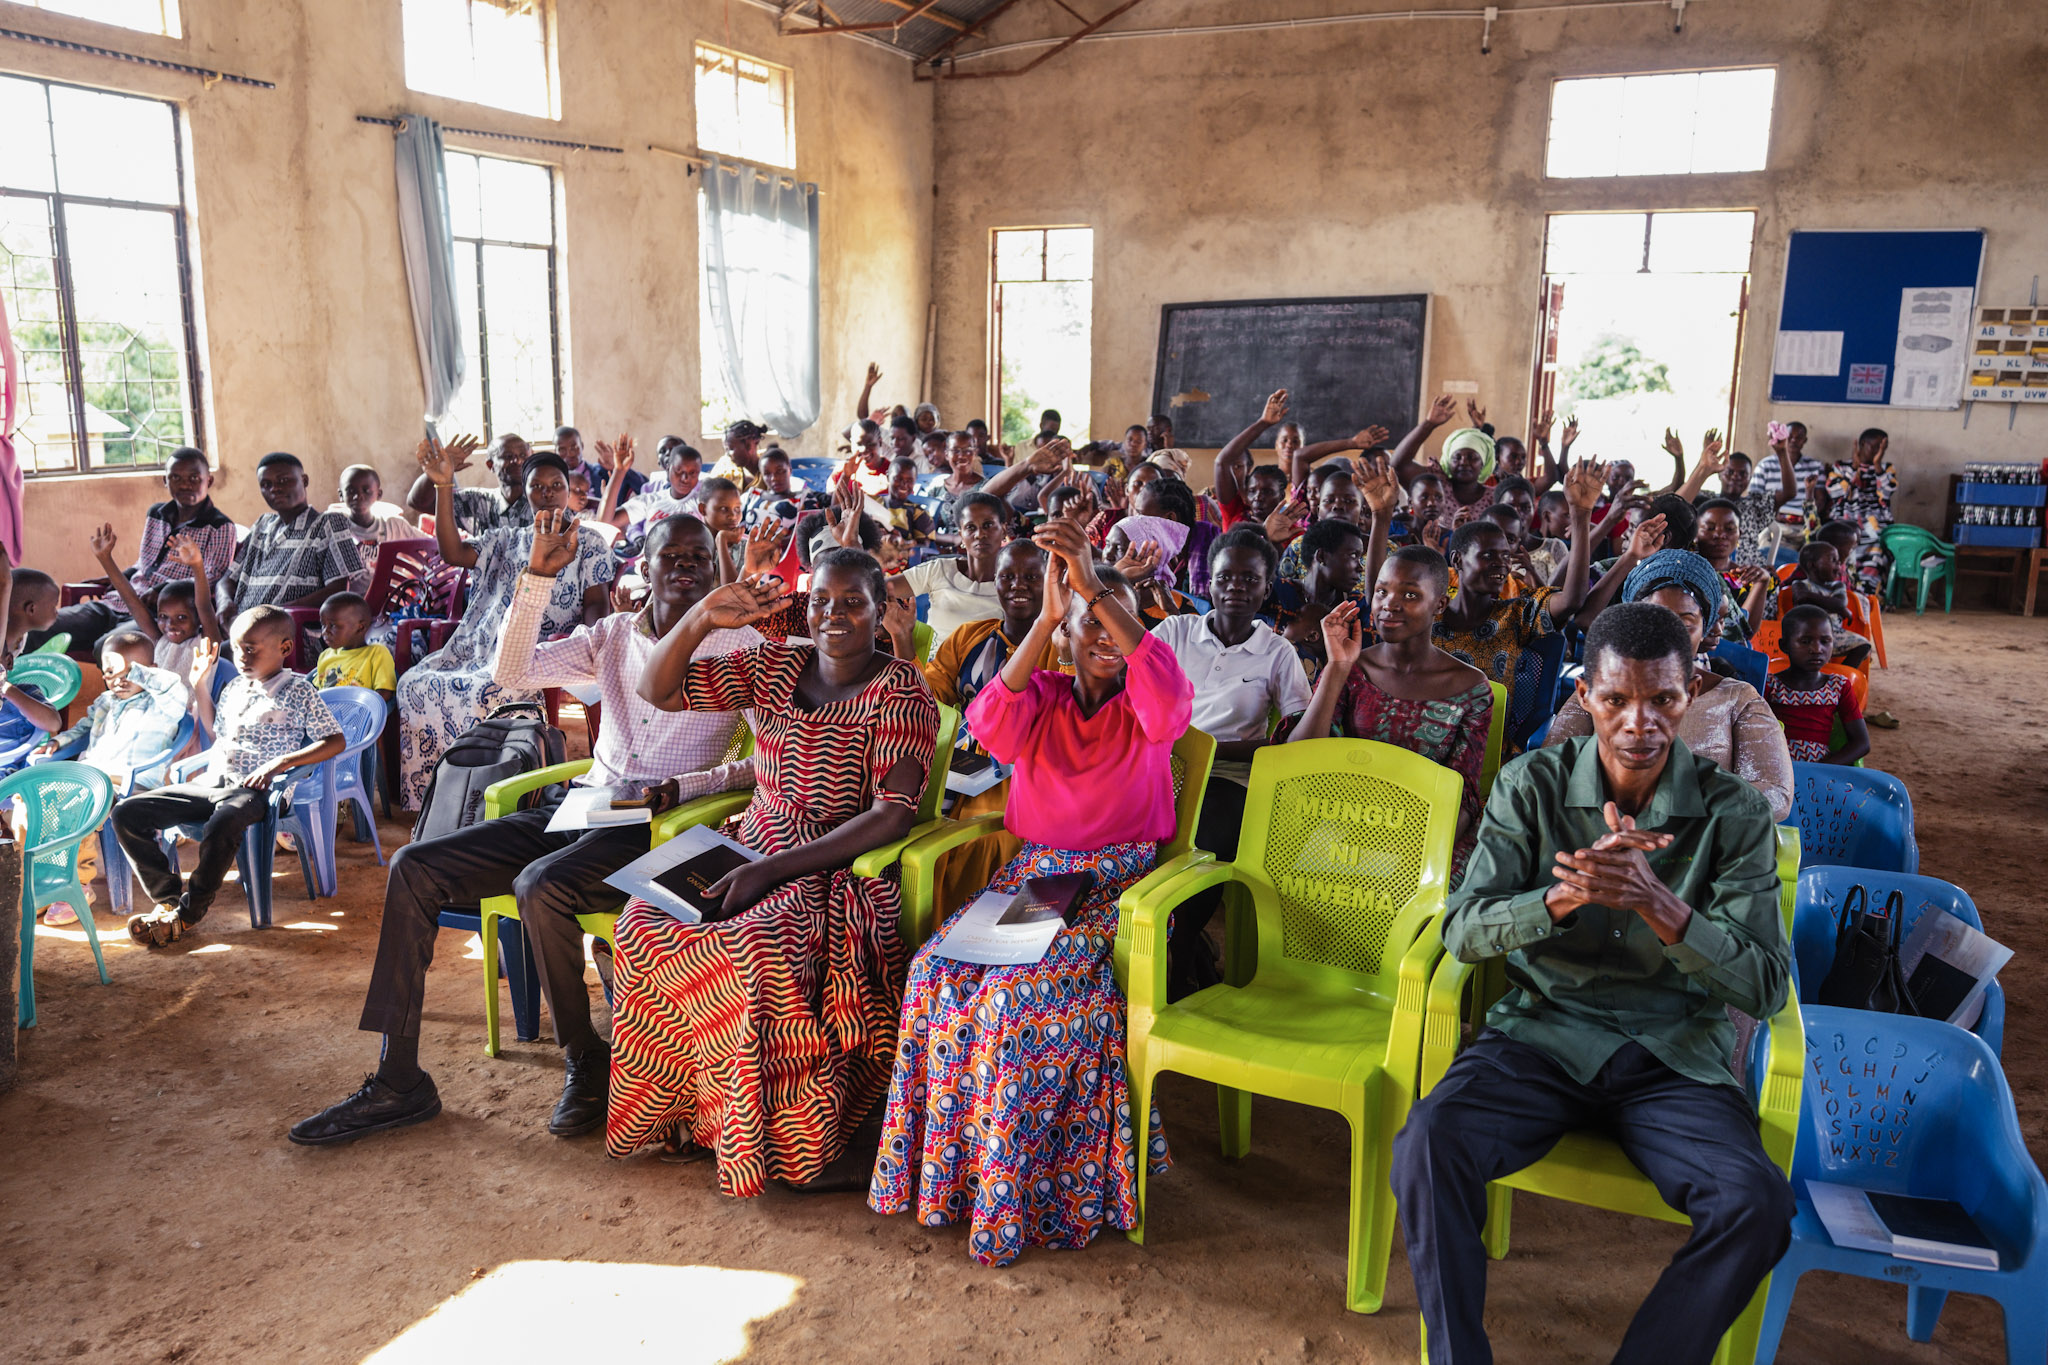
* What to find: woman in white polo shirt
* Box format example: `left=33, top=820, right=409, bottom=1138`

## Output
left=1151, top=526, right=1314, bottom=997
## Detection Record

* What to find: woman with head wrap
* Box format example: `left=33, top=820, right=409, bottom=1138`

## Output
left=1387, top=394, right=1497, bottom=532
left=1544, top=548, right=1793, bottom=820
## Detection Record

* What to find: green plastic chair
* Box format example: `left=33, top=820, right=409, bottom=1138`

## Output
left=1477, top=680, right=1508, bottom=800
left=1412, top=825, right=1806, bottom=1364
left=890, top=725, right=1216, bottom=952
left=478, top=705, right=960, bottom=1056
left=7, top=652, right=83, bottom=711
left=1880, top=524, right=1954, bottom=614
left=1116, top=737, right=1463, bottom=1314
left=29, top=633, right=71, bottom=656
left=2, top=762, right=116, bottom=1027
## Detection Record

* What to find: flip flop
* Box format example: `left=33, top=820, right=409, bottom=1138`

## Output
left=42, top=904, right=79, bottom=927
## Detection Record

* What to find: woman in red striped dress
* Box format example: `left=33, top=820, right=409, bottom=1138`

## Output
left=606, top=548, right=939, bottom=1196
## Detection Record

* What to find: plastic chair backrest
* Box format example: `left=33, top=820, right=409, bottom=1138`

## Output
left=1765, top=659, right=1869, bottom=713
left=916, top=704, right=961, bottom=825
left=1239, top=738, right=1460, bottom=994
left=363, top=537, right=437, bottom=618
left=318, top=685, right=388, bottom=752
left=1750, top=617, right=1784, bottom=664
left=1791, top=1005, right=2039, bottom=1255
left=1792, top=866, right=1983, bottom=999
left=1479, top=680, right=1507, bottom=799
left=30, top=633, right=71, bottom=655
left=6, top=653, right=82, bottom=710
left=0, top=761, right=113, bottom=868
left=1881, top=523, right=1953, bottom=561
left=1786, top=762, right=1916, bottom=872
left=1506, top=629, right=1567, bottom=751
left=1708, top=640, right=1769, bottom=693
left=1161, top=725, right=1218, bottom=863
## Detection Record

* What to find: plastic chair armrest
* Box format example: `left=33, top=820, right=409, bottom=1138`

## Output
left=26, top=830, right=92, bottom=859
left=1116, top=859, right=1252, bottom=1013
left=650, top=789, right=751, bottom=844
left=1108, top=848, right=1216, bottom=994
left=1421, top=946, right=1479, bottom=1094
left=30, top=734, right=88, bottom=765
left=891, top=811, right=1009, bottom=902
left=1753, top=991, right=1806, bottom=1175
left=1385, top=912, right=1447, bottom=1095
left=168, top=752, right=211, bottom=784
left=483, top=759, right=594, bottom=820
left=849, top=816, right=953, bottom=879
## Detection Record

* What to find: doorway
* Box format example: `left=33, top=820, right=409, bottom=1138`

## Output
left=1532, top=211, right=1755, bottom=487
left=989, top=227, right=1092, bottom=447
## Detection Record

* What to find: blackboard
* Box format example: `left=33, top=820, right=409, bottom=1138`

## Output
left=1769, top=229, right=1984, bottom=407
left=1150, top=295, right=1429, bottom=449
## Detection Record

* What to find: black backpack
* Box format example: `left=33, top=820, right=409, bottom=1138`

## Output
left=410, top=701, right=567, bottom=844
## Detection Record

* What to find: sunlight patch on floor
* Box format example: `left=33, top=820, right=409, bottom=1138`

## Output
left=34, top=924, right=136, bottom=949
left=281, top=921, right=339, bottom=932
left=190, top=943, right=232, bottom=954
left=362, top=1261, right=801, bottom=1364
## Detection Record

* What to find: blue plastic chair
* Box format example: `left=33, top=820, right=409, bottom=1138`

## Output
left=1785, top=763, right=1917, bottom=873
left=1755, top=1006, right=2047, bottom=1365
left=1505, top=627, right=1567, bottom=752
left=35, top=714, right=196, bottom=918
left=1792, top=867, right=2003, bottom=1056
left=2, top=762, right=115, bottom=1027
left=0, top=659, right=73, bottom=775
left=160, top=747, right=336, bottom=928
left=1709, top=638, right=1770, bottom=693
left=273, top=687, right=387, bottom=896
left=790, top=457, right=837, bottom=489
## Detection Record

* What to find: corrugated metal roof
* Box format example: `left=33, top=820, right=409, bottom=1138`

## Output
left=773, top=0, right=1018, bottom=60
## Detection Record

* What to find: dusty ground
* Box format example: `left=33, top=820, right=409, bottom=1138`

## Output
left=1, top=608, right=2042, bottom=1364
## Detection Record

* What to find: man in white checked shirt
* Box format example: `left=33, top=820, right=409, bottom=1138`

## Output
left=292, top=512, right=769, bottom=1148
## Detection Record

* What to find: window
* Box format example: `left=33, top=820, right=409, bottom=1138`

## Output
left=403, top=0, right=553, bottom=119
left=11, top=0, right=179, bottom=36
left=1533, top=211, right=1757, bottom=487
left=441, top=150, right=561, bottom=441
left=0, top=75, right=202, bottom=475
left=1546, top=68, right=1775, bottom=178
left=694, top=43, right=795, bottom=169
left=990, top=228, right=1092, bottom=446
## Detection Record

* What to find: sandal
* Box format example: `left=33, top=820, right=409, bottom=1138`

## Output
left=42, top=903, right=79, bottom=928
left=656, top=1133, right=713, bottom=1165
left=1868, top=710, right=1899, bottom=729
left=126, top=907, right=191, bottom=948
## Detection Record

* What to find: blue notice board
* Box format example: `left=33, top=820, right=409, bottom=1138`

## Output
left=1769, top=229, right=1985, bottom=406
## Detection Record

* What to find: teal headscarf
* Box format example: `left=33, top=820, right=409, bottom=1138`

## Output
left=1438, top=427, right=1496, bottom=482
left=1623, top=549, right=1723, bottom=635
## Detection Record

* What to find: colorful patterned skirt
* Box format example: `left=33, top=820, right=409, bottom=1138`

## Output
left=868, top=840, right=1168, bottom=1266
left=604, top=868, right=908, bottom=1197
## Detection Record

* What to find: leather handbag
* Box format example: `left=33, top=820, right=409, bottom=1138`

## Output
left=1816, top=884, right=1918, bottom=1015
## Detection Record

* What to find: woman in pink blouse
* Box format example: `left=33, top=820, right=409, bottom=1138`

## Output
left=870, top=517, right=1194, bottom=1265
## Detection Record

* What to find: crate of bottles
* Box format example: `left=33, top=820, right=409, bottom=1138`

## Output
left=1958, top=462, right=2047, bottom=507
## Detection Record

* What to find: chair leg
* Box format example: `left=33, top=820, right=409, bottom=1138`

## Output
left=1344, top=1086, right=1392, bottom=1314
left=1906, top=1284, right=1949, bottom=1342
left=348, top=792, right=386, bottom=865
left=1217, top=1086, right=1252, bottom=1159
left=499, top=919, right=541, bottom=1044
left=1750, top=1258, right=1802, bottom=1365
left=17, top=891, right=36, bottom=1028
left=1715, top=1269, right=1775, bottom=1365
left=1481, top=1183, right=1512, bottom=1260
left=1999, top=1290, right=2048, bottom=1365
left=481, top=907, right=505, bottom=1058
left=1125, top=1053, right=1157, bottom=1246
left=102, top=831, right=133, bottom=918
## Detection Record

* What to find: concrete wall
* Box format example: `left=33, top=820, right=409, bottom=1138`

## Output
left=926, top=0, right=2048, bottom=526
left=4, top=0, right=932, bottom=581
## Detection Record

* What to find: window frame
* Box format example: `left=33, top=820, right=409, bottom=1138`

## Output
left=986, top=225, right=1095, bottom=443
left=0, top=72, right=206, bottom=478
left=443, top=147, right=563, bottom=441
left=12, top=0, right=181, bottom=38
left=1544, top=65, right=1777, bottom=180
left=401, top=0, right=558, bottom=121
left=692, top=41, right=796, bottom=170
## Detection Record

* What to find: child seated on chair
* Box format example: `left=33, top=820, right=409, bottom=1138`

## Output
left=1782, top=540, right=1873, bottom=668
left=881, top=456, right=936, bottom=550
left=310, top=592, right=396, bottom=711
left=1765, top=604, right=1871, bottom=766
left=110, top=605, right=344, bottom=948
left=92, top=530, right=226, bottom=685
left=0, top=566, right=65, bottom=777
left=32, top=629, right=191, bottom=925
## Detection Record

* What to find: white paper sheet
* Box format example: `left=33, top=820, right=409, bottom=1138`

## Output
left=1898, top=906, right=2011, bottom=1030
left=1774, top=330, right=1844, bottom=377
left=1892, top=286, right=1974, bottom=409
left=601, top=823, right=761, bottom=923
left=1808, top=1182, right=1894, bottom=1256
left=928, top=888, right=1062, bottom=966
left=546, top=785, right=653, bottom=833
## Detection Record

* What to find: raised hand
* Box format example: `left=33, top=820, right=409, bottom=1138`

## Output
left=880, top=589, right=916, bottom=654
left=1426, top=393, right=1458, bottom=427
left=1263, top=483, right=1309, bottom=542
left=1039, top=555, right=1073, bottom=624
left=1626, top=513, right=1669, bottom=562
left=1701, top=428, right=1722, bottom=462
left=1465, top=398, right=1487, bottom=429
left=418, top=434, right=475, bottom=483
left=1560, top=416, right=1580, bottom=452
left=1562, top=458, right=1608, bottom=512
left=865, top=361, right=882, bottom=387
left=88, top=522, right=118, bottom=562
left=1352, top=424, right=1391, bottom=450
left=1027, top=438, right=1071, bottom=475
left=690, top=575, right=784, bottom=630
left=1357, top=453, right=1401, bottom=515
left=167, top=535, right=207, bottom=575
left=1531, top=408, right=1555, bottom=445
left=1262, top=389, right=1290, bottom=425
left=189, top=636, right=220, bottom=691
left=1322, top=600, right=1365, bottom=673
left=1662, top=428, right=1685, bottom=460
left=1113, top=539, right=1162, bottom=584
left=1694, top=439, right=1730, bottom=476
left=1032, top=513, right=1095, bottom=580
left=527, top=507, right=579, bottom=576
left=741, top=520, right=792, bottom=578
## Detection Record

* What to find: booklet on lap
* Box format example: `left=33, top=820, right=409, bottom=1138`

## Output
left=547, top=785, right=655, bottom=833
left=929, top=871, right=1095, bottom=965
left=603, top=824, right=762, bottom=924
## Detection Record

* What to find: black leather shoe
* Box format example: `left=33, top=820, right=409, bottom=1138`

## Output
left=289, top=1073, right=441, bottom=1146
left=549, top=1047, right=610, bottom=1137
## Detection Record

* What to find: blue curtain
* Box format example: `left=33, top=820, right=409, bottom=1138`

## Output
left=394, top=115, right=466, bottom=436
left=702, top=154, right=820, bottom=437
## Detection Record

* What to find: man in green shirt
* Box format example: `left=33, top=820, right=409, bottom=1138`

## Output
left=1393, top=601, right=1794, bottom=1365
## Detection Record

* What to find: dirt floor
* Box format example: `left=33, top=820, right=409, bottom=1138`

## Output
left=2, top=608, right=2043, bottom=1364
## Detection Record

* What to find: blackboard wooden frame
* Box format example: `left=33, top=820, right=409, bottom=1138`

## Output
left=1149, top=293, right=1430, bottom=449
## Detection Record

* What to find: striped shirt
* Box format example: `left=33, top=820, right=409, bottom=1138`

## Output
left=220, top=506, right=364, bottom=613
left=491, top=570, right=762, bottom=798
left=131, top=499, right=238, bottom=594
